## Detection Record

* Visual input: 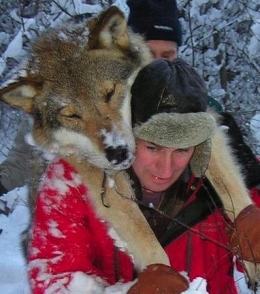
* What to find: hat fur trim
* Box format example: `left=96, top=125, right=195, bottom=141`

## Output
left=133, top=112, right=216, bottom=148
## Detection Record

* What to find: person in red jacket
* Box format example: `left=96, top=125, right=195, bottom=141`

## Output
left=128, top=58, right=260, bottom=294
left=28, top=58, right=260, bottom=294
left=127, top=58, right=235, bottom=294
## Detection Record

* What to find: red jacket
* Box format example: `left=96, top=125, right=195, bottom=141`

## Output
left=165, top=182, right=260, bottom=294
left=28, top=158, right=258, bottom=293
left=165, top=211, right=237, bottom=293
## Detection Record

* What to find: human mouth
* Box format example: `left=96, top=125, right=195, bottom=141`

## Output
left=146, top=173, right=175, bottom=192
left=153, top=175, right=171, bottom=182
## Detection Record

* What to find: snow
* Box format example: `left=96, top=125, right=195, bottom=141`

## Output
left=0, top=18, right=34, bottom=76
left=183, top=277, right=208, bottom=293
left=248, top=21, right=260, bottom=56
left=0, top=185, right=31, bottom=294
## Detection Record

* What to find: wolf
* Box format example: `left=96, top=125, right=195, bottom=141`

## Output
left=0, top=5, right=169, bottom=274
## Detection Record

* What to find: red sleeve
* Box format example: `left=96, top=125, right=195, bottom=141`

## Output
left=27, top=160, right=106, bottom=293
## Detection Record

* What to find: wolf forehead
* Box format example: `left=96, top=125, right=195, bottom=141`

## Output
left=29, top=33, right=134, bottom=118
left=29, top=20, right=142, bottom=85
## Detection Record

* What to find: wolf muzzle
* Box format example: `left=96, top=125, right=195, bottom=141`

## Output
left=105, top=145, right=134, bottom=169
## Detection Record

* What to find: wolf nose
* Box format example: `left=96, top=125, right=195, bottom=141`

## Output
left=105, top=146, right=129, bottom=165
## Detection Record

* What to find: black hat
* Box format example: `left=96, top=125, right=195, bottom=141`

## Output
left=131, top=58, right=216, bottom=176
left=127, top=0, right=182, bottom=46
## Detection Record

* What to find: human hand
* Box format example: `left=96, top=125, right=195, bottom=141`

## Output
left=227, top=204, right=260, bottom=262
left=127, top=264, right=189, bottom=294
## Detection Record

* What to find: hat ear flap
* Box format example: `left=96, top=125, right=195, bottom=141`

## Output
left=190, top=139, right=211, bottom=177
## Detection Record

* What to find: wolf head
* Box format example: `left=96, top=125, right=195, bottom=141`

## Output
left=0, top=7, right=152, bottom=170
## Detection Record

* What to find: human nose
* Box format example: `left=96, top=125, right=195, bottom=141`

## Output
left=156, top=152, right=174, bottom=177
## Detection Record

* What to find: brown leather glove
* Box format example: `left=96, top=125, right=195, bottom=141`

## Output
left=227, top=204, right=260, bottom=262
left=127, top=264, right=189, bottom=294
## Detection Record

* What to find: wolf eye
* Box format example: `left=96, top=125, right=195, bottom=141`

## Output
left=105, top=87, right=115, bottom=103
left=59, top=106, right=81, bottom=119
left=65, top=113, right=81, bottom=119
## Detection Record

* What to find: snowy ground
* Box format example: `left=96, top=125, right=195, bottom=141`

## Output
left=0, top=185, right=31, bottom=294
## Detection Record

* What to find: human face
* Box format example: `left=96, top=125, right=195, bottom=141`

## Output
left=147, top=40, right=178, bottom=61
left=132, top=139, right=195, bottom=193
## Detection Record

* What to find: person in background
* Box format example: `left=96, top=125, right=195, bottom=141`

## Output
left=127, top=0, right=182, bottom=61
left=127, top=0, right=260, bottom=190
left=0, top=118, right=31, bottom=195
left=127, top=0, right=222, bottom=113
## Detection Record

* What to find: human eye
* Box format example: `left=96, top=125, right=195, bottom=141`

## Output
left=177, top=148, right=188, bottom=153
left=145, top=143, right=160, bottom=152
left=176, top=148, right=190, bottom=155
left=176, top=147, right=195, bottom=157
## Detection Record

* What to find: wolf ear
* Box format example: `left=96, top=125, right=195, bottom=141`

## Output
left=88, top=6, right=129, bottom=50
left=0, top=80, right=42, bottom=113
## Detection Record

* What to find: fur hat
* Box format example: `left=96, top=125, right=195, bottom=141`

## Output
left=127, top=0, right=182, bottom=46
left=131, top=58, right=216, bottom=176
